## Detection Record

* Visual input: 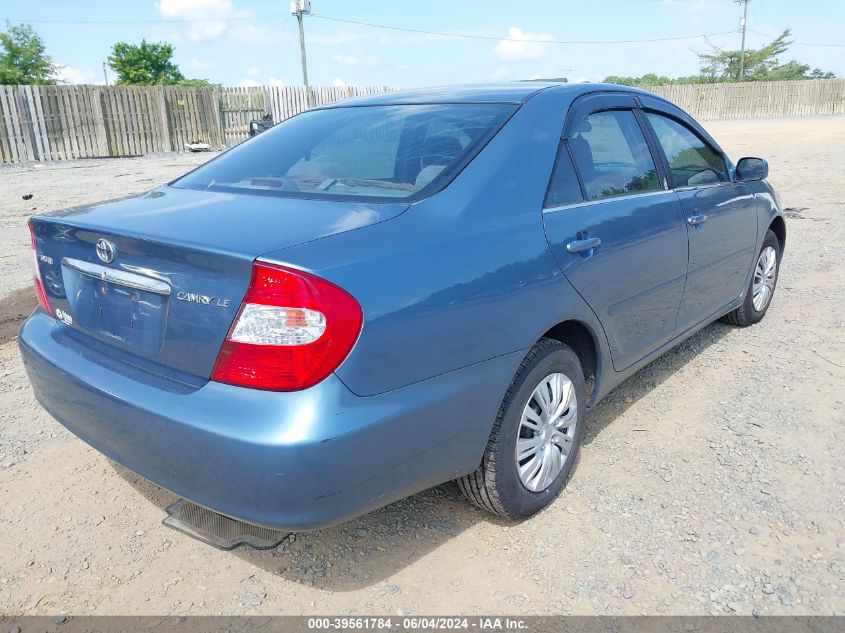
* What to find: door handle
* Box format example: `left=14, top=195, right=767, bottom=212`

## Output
left=566, top=237, right=602, bottom=254
left=686, top=214, right=709, bottom=226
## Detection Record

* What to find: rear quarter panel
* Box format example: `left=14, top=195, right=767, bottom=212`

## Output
left=263, top=89, right=613, bottom=397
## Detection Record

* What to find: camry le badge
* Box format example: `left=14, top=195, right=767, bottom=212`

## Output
left=95, top=238, right=116, bottom=264
left=176, top=291, right=231, bottom=308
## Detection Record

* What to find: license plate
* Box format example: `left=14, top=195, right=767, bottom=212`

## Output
left=61, top=258, right=170, bottom=354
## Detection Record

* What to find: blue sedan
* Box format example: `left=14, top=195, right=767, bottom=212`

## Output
left=20, top=83, right=784, bottom=530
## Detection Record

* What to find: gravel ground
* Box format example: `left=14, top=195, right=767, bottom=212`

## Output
left=0, top=117, right=843, bottom=616
left=0, top=152, right=213, bottom=300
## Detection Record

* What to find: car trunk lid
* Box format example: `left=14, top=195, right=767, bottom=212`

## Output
left=31, top=186, right=406, bottom=384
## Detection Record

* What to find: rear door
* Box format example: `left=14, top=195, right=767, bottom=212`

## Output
left=542, top=94, right=689, bottom=371
left=640, top=104, right=758, bottom=332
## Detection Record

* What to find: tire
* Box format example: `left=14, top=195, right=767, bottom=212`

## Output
left=457, top=338, right=586, bottom=520
left=722, top=229, right=782, bottom=327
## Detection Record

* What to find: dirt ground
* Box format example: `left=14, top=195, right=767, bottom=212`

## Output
left=0, top=118, right=843, bottom=616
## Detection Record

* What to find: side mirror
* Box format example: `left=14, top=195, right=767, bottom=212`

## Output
left=736, top=157, right=768, bottom=182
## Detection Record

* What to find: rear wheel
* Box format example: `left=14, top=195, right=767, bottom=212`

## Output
left=457, top=338, right=585, bottom=519
left=722, top=229, right=782, bottom=327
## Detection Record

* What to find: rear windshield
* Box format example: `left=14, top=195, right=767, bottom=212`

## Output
left=172, top=104, right=517, bottom=202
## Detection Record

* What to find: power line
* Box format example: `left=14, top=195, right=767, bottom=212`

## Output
left=8, top=4, right=844, bottom=50
left=2, top=11, right=735, bottom=44
left=27, top=0, right=124, bottom=5
left=748, top=28, right=845, bottom=48
left=1, top=13, right=290, bottom=25
left=308, top=14, right=736, bottom=45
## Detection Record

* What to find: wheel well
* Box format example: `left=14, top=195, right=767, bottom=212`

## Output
left=769, top=216, right=786, bottom=252
left=542, top=321, right=598, bottom=406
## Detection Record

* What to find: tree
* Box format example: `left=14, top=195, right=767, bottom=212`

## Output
left=698, top=29, right=834, bottom=82
left=108, top=40, right=208, bottom=86
left=604, top=29, right=836, bottom=86
left=603, top=74, right=671, bottom=87
left=0, top=22, right=59, bottom=84
left=809, top=68, right=836, bottom=79
left=603, top=73, right=704, bottom=87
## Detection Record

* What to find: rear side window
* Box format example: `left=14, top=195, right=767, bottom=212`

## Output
left=645, top=113, right=728, bottom=187
left=544, top=143, right=583, bottom=208
left=172, top=104, right=516, bottom=202
left=568, top=110, right=660, bottom=201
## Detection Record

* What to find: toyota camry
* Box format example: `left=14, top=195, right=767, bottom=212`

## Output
left=20, top=82, right=785, bottom=530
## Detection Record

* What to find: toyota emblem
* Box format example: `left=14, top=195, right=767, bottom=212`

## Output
left=95, top=238, right=116, bottom=264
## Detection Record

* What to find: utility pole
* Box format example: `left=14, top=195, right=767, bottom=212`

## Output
left=102, top=61, right=109, bottom=86
left=290, top=0, right=312, bottom=105
left=736, top=0, right=749, bottom=81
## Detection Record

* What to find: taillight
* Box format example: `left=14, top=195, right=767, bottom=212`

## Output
left=211, top=262, right=363, bottom=391
left=28, top=220, right=52, bottom=314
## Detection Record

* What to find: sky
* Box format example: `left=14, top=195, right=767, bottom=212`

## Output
left=3, top=0, right=844, bottom=88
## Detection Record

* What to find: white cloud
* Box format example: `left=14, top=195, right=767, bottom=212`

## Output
left=492, top=67, right=510, bottom=80
left=331, top=78, right=348, bottom=88
left=247, top=67, right=260, bottom=76
left=58, top=66, right=98, bottom=85
left=332, top=54, right=360, bottom=66
left=686, top=0, right=713, bottom=14
left=229, top=22, right=277, bottom=45
left=493, top=27, right=553, bottom=61
left=156, top=0, right=249, bottom=41
left=236, top=75, right=284, bottom=88
left=189, top=57, right=212, bottom=69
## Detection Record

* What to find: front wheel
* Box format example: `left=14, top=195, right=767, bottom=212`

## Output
left=457, top=338, right=585, bottom=520
left=722, top=229, right=782, bottom=327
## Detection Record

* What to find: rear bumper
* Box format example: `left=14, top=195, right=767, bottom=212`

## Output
left=19, top=311, right=520, bottom=531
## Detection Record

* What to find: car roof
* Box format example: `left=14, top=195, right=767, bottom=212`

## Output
left=320, top=82, right=643, bottom=107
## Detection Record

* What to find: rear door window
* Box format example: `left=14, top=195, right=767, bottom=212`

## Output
left=645, top=113, right=728, bottom=187
left=544, top=144, right=584, bottom=208
left=568, top=110, right=661, bottom=201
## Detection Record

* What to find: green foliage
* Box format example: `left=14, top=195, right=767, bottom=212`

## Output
left=175, top=78, right=213, bottom=87
left=810, top=68, right=836, bottom=79
left=603, top=74, right=671, bottom=87
left=604, top=29, right=836, bottom=87
left=697, top=29, right=827, bottom=81
left=603, top=73, right=706, bottom=87
left=0, top=22, right=59, bottom=85
left=108, top=40, right=208, bottom=86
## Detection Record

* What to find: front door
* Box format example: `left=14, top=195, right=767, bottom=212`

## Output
left=641, top=111, right=758, bottom=332
left=542, top=103, right=689, bottom=371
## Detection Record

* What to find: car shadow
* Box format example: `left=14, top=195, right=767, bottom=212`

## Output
left=0, top=286, right=36, bottom=344
left=114, top=319, right=732, bottom=592
left=114, top=465, right=508, bottom=591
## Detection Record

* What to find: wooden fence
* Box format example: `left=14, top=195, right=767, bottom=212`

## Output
left=1, top=79, right=844, bottom=164
left=0, top=84, right=393, bottom=164
left=647, top=79, right=845, bottom=120
left=220, top=85, right=394, bottom=145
